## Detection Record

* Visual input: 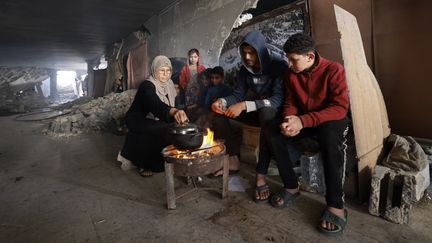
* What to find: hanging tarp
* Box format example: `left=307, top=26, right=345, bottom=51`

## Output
left=126, top=42, right=149, bottom=90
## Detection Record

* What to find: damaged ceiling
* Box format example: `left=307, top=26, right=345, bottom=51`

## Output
left=0, top=0, right=177, bottom=70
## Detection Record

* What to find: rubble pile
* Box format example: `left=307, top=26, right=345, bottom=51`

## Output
left=44, top=90, right=136, bottom=136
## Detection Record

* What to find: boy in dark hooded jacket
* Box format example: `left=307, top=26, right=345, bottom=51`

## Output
left=211, top=30, right=287, bottom=203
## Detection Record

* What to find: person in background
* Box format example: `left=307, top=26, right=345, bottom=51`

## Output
left=211, top=31, right=287, bottom=187
left=269, top=33, right=350, bottom=236
left=198, top=68, right=212, bottom=109
left=117, top=55, right=189, bottom=177
left=179, top=48, right=206, bottom=121
left=204, top=66, right=232, bottom=111
left=195, top=66, right=232, bottom=128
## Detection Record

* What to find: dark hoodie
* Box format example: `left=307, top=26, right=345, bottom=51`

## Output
left=223, top=31, right=287, bottom=110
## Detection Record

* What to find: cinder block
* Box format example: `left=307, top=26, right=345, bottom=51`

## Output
left=368, top=165, right=425, bottom=224
left=299, top=153, right=326, bottom=194
left=413, top=162, right=430, bottom=201
left=369, top=165, right=392, bottom=216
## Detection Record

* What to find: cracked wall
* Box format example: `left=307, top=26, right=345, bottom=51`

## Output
left=144, top=0, right=258, bottom=67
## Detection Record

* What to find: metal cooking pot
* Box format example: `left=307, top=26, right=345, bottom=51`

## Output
left=169, top=123, right=204, bottom=150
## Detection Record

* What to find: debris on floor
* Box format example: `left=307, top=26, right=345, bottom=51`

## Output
left=43, top=90, right=136, bottom=136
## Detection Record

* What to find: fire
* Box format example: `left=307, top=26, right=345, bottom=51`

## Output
left=162, top=128, right=220, bottom=159
left=200, top=128, right=215, bottom=149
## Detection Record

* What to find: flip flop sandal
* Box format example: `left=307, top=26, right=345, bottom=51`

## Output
left=254, top=184, right=270, bottom=204
left=317, top=209, right=348, bottom=236
left=270, top=190, right=300, bottom=209
left=138, top=168, right=153, bottom=177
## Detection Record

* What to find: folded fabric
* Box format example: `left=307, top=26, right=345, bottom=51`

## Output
left=382, top=134, right=428, bottom=172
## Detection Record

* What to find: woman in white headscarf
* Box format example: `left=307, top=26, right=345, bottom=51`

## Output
left=118, top=55, right=189, bottom=177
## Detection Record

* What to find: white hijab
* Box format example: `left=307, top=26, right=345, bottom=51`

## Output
left=147, top=55, right=176, bottom=107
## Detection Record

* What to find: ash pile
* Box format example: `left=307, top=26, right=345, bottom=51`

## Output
left=44, top=90, right=136, bottom=136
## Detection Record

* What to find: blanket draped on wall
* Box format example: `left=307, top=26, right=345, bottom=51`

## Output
left=126, top=41, right=149, bottom=90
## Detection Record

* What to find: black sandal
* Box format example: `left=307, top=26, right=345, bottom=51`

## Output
left=270, top=190, right=300, bottom=209
left=254, top=184, right=270, bottom=204
left=317, top=209, right=348, bottom=236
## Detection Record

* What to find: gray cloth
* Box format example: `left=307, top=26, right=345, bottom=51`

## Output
left=382, top=134, right=428, bottom=172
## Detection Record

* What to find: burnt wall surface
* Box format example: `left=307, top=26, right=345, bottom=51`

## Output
left=143, top=0, right=258, bottom=67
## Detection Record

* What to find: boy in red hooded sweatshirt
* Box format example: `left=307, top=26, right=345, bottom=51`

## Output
left=269, top=33, right=350, bottom=236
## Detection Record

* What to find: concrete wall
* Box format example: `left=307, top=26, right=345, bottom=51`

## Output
left=144, top=0, right=258, bottom=67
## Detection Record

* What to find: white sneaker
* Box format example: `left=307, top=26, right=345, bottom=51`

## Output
left=117, top=152, right=136, bottom=171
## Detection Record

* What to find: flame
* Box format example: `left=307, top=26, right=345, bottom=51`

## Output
left=200, top=128, right=215, bottom=149
left=165, top=128, right=220, bottom=159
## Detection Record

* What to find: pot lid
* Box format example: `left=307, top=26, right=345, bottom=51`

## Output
left=169, top=123, right=202, bottom=135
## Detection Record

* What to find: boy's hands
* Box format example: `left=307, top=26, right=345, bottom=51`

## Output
left=280, top=115, right=303, bottom=137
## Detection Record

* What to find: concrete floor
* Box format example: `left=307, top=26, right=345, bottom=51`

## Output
left=0, top=115, right=431, bottom=243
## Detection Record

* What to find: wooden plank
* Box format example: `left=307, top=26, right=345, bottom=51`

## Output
left=165, top=162, right=176, bottom=210
left=334, top=5, right=391, bottom=200
left=368, top=68, right=391, bottom=138
left=222, top=155, right=229, bottom=198
left=357, top=145, right=386, bottom=200
left=334, top=5, right=390, bottom=158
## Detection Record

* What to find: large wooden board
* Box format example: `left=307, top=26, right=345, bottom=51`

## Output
left=334, top=5, right=391, bottom=200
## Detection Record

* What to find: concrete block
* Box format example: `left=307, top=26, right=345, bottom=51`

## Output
left=267, top=160, right=280, bottom=176
left=368, top=165, right=424, bottom=224
left=299, top=153, right=326, bottom=194
left=413, top=162, right=430, bottom=201
left=369, top=165, right=391, bottom=216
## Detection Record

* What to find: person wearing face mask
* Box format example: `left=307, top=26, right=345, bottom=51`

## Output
left=268, top=33, right=350, bottom=236
left=179, top=48, right=207, bottom=121
left=117, top=55, right=189, bottom=177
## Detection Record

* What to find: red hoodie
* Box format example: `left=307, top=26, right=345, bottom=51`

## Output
left=283, top=55, right=349, bottom=128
